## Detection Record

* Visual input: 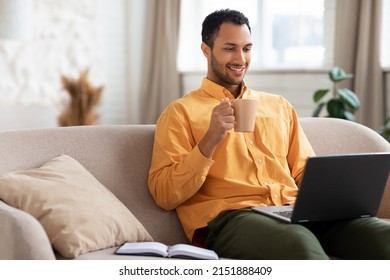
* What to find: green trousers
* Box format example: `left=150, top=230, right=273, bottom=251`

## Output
left=206, top=209, right=390, bottom=259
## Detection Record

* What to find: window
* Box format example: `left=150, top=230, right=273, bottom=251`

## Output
left=177, top=0, right=335, bottom=71
left=381, top=0, right=390, bottom=68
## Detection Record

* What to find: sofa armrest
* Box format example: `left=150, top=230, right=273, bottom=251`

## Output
left=0, top=201, right=55, bottom=260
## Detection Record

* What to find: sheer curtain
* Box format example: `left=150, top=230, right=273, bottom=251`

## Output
left=139, top=0, right=181, bottom=124
left=333, top=0, right=384, bottom=130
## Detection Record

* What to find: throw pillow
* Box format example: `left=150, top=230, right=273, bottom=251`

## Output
left=0, top=154, right=153, bottom=258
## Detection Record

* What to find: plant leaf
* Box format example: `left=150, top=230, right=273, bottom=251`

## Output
left=328, top=66, right=353, bottom=82
left=343, top=111, right=357, bottom=122
left=327, top=99, right=345, bottom=118
left=312, top=102, right=326, bottom=117
left=313, top=89, right=329, bottom=103
left=337, top=88, right=361, bottom=110
left=384, top=116, right=390, bottom=127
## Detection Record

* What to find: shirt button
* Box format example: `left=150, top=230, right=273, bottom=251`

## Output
left=249, top=140, right=254, bottom=145
left=274, top=194, right=279, bottom=199
left=258, top=159, right=263, bottom=164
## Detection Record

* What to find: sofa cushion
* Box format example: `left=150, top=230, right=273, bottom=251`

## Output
left=0, top=154, right=153, bottom=258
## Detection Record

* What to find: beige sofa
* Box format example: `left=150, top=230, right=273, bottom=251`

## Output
left=0, top=117, right=389, bottom=260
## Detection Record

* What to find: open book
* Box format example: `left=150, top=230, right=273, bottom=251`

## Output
left=115, top=242, right=219, bottom=260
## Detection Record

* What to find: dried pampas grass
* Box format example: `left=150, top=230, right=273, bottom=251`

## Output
left=58, top=70, right=104, bottom=126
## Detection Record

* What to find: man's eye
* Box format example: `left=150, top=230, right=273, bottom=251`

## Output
left=224, top=48, right=234, bottom=51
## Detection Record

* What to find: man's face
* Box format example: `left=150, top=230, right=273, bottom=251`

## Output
left=203, top=22, right=252, bottom=94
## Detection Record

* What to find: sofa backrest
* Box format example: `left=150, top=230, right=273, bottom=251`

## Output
left=299, top=117, right=390, bottom=155
left=0, top=125, right=189, bottom=245
left=1, top=118, right=389, bottom=246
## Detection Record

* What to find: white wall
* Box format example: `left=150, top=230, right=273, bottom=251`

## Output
left=100, top=0, right=148, bottom=125
left=127, top=0, right=148, bottom=124
left=0, top=0, right=106, bottom=130
left=0, top=0, right=151, bottom=130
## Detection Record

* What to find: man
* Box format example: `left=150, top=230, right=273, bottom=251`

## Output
left=148, top=9, right=390, bottom=259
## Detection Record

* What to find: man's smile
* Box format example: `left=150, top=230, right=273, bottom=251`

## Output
left=227, top=65, right=246, bottom=75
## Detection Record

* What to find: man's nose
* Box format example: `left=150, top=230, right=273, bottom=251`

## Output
left=234, top=49, right=246, bottom=64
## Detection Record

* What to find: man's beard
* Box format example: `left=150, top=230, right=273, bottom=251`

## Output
left=210, top=51, right=245, bottom=87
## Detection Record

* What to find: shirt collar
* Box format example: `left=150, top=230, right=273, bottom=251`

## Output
left=200, top=78, right=248, bottom=100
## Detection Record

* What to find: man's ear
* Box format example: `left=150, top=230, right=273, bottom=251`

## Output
left=201, top=42, right=211, bottom=58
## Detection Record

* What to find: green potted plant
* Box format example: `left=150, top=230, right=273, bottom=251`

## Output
left=378, top=116, right=390, bottom=142
left=312, top=66, right=361, bottom=121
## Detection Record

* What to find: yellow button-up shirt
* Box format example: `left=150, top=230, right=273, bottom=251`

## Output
left=148, top=78, right=315, bottom=242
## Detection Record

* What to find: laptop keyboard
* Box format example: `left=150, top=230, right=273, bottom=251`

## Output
left=275, top=211, right=292, bottom=219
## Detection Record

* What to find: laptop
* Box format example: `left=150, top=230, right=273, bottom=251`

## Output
left=251, top=153, right=390, bottom=223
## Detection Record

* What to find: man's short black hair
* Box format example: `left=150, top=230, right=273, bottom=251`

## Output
left=201, top=9, right=251, bottom=48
